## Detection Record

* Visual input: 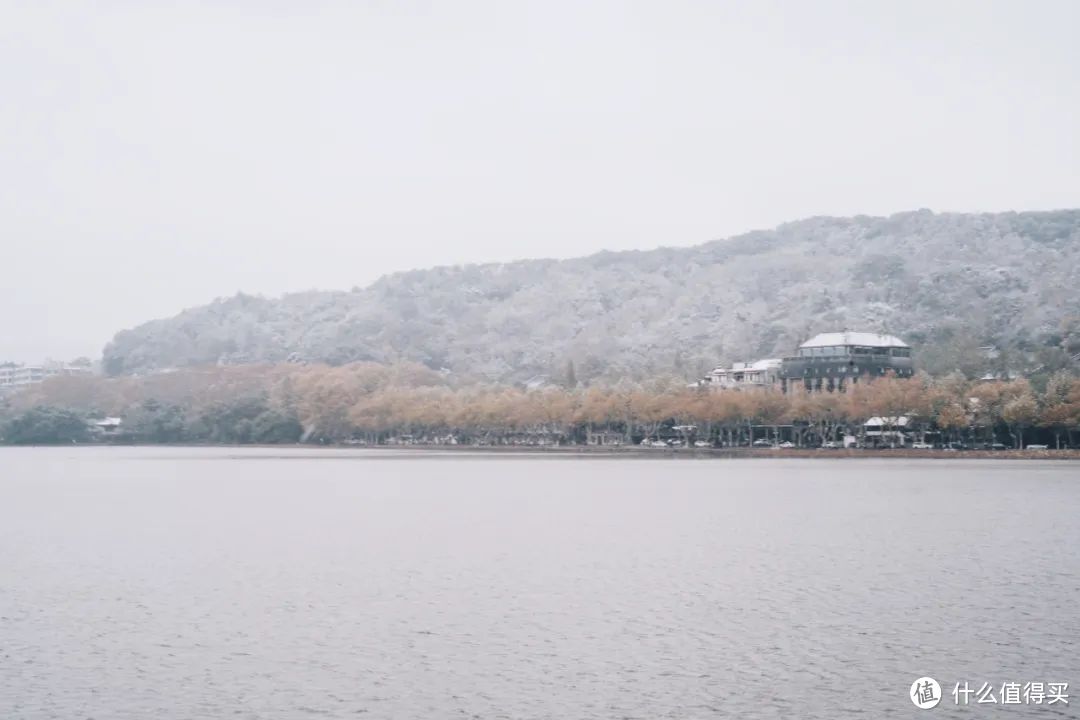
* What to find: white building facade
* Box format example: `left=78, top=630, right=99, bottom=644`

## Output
left=705, top=358, right=782, bottom=389
left=0, top=362, right=94, bottom=391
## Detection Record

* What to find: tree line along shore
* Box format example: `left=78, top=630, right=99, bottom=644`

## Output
left=1, top=362, right=1079, bottom=450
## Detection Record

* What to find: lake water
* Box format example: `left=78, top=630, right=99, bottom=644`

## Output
left=1, top=447, right=1078, bottom=719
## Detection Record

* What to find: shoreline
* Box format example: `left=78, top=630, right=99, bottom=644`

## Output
left=314, top=445, right=1080, bottom=460
left=4, top=443, right=1080, bottom=460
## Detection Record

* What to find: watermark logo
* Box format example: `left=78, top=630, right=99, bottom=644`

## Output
left=911, top=677, right=942, bottom=709
left=908, top=677, right=1069, bottom=709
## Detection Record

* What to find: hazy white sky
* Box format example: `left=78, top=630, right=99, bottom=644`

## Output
left=1, top=1, right=1077, bottom=362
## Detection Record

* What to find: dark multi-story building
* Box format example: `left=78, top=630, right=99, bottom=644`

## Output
left=779, top=332, right=913, bottom=393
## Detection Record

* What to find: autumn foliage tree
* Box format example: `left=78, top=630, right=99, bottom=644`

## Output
left=3, top=359, right=1079, bottom=448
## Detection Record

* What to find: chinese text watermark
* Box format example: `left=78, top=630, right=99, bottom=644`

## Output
left=911, top=678, right=1068, bottom=709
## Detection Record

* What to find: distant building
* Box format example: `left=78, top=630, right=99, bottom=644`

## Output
left=779, top=331, right=914, bottom=393
left=0, top=361, right=94, bottom=392
left=90, top=417, right=123, bottom=434
left=863, top=415, right=911, bottom=447
left=0, top=364, right=44, bottom=389
left=976, top=371, right=1018, bottom=383
left=522, top=374, right=553, bottom=391
left=704, top=359, right=782, bottom=389
left=586, top=429, right=624, bottom=446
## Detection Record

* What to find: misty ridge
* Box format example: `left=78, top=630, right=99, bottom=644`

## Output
left=102, top=209, right=1080, bottom=383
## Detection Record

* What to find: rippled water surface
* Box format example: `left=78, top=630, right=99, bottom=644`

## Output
left=2, top=447, right=1078, bottom=719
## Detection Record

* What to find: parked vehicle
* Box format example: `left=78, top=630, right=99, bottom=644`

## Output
left=693, top=440, right=711, bottom=448
left=989, top=442, right=1008, bottom=450
left=752, top=439, right=772, bottom=447
left=1026, top=444, right=1049, bottom=450
left=777, top=441, right=795, bottom=449
left=911, top=442, right=934, bottom=449
left=945, top=442, right=968, bottom=451
left=821, top=441, right=841, bottom=449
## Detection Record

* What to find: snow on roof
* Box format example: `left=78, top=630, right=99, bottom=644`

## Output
left=800, top=332, right=909, bottom=349
left=523, top=374, right=551, bottom=390
left=710, top=358, right=782, bottom=373
left=864, top=416, right=910, bottom=427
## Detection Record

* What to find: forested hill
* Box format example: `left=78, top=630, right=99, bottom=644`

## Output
left=103, top=210, right=1080, bottom=382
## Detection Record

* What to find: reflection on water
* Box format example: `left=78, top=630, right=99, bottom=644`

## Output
left=2, top=448, right=1078, bottom=719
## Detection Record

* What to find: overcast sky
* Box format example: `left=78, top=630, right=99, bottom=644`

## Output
left=2, top=1, right=1077, bottom=362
